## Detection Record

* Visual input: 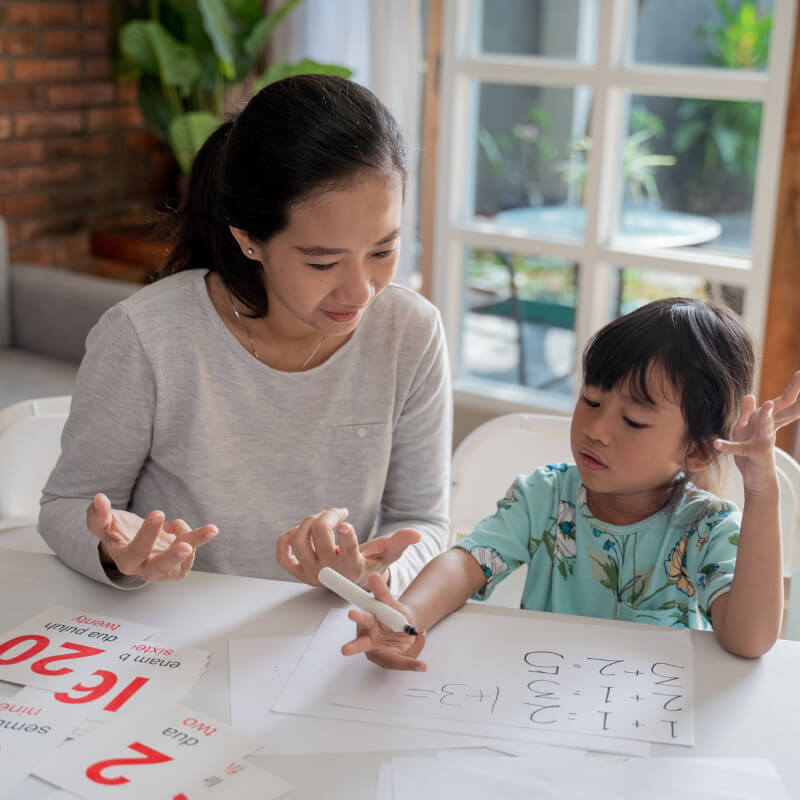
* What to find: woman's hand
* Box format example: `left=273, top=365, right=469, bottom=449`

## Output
left=715, top=371, right=800, bottom=494
left=276, top=507, right=421, bottom=587
left=86, top=492, right=218, bottom=582
left=341, top=573, right=427, bottom=671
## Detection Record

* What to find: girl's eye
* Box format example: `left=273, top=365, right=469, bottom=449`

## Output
left=623, top=416, right=647, bottom=429
left=307, top=262, right=337, bottom=270
left=582, top=394, right=600, bottom=408
left=372, top=249, right=396, bottom=259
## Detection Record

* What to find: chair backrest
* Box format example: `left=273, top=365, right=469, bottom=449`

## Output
left=0, top=395, right=70, bottom=526
left=450, top=412, right=572, bottom=543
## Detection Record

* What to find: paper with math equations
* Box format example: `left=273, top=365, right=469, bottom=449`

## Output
left=326, top=607, right=696, bottom=746
left=0, top=607, right=156, bottom=693
left=0, top=686, right=88, bottom=799
left=34, top=702, right=266, bottom=800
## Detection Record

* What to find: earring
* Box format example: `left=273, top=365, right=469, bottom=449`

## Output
left=247, top=247, right=254, bottom=255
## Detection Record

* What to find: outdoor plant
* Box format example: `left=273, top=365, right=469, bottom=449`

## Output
left=113, top=0, right=352, bottom=174
left=558, top=105, right=676, bottom=207
left=672, top=0, right=771, bottom=212
left=478, top=106, right=558, bottom=206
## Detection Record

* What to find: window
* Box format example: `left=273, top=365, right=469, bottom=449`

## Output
left=433, top=0, right=794, bottom=412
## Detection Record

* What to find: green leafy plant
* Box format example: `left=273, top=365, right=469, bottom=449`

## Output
left=558, top=105, right=675, bottom=206
left=478, top=106, right=558, bottom=206
left=113, top=0, right=352, bottom=173
left=672, top=0, right=771, bottom=211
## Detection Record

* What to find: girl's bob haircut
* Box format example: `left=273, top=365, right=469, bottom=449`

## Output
left=582, top=297, right=754, bottom=461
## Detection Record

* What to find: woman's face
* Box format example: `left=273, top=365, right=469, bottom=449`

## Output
left=234, top=170, right=403, bottom=340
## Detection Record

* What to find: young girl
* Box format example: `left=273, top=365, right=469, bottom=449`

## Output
left=343, top=298, right=800, bottom=663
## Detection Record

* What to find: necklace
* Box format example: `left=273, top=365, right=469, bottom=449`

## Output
left=226, top=288, right=325, bottom=369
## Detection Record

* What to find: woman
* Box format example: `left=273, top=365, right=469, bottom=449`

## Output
left=39, top=75, right=452, bottom=594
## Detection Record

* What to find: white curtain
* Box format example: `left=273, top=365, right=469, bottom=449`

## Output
left=269, top=0, right=423, bottom=286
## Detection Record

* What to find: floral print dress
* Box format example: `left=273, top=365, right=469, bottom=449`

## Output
left=456, top=464, right=740, bottom=630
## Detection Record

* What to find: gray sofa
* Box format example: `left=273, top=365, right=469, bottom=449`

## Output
left=0, top=217, right=139, bottom=410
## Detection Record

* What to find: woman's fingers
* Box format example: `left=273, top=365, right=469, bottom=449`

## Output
left=113, top=511, right=166, bottom=575
left=86, top=493, right=121, bottom=542
left=309, top=508, right=349, bottom=562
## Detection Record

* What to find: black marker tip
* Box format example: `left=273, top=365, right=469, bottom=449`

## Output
left=404, top=624, right=419, bottom=636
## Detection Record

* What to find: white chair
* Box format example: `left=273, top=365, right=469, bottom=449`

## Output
left=0, top=395, right=70, bottom=551
left=450, top=412, right=800, bottom=639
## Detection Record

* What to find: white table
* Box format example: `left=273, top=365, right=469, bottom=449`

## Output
left=2, top=548, right=799, bottom=799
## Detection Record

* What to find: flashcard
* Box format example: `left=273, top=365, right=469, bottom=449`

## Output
left=34, top=703, right=263, bottom=799
left=63, top=641, right=209, bottom=736
left=0, top=607, right=155, bottom=693
left=0, top=686, right=87, bottom=799
left=178, top=759, right=293, bottom=799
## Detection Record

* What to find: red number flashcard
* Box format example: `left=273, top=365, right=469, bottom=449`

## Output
left=0, top=607, right=155, bottom=693
left=34, top=703, right=264, bottom=799
left=178, top=760, right=293, bottom=799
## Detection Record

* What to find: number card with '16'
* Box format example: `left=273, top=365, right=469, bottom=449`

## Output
left=34, top=703, right=265, bottom=800
left=0, top=607, right=156, bottom=693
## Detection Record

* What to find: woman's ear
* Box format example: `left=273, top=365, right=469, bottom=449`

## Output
left=228, top=226, right=259, bottom=260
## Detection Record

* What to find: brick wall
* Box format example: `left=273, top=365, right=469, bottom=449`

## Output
left=0, top=0, right=177, bottom=267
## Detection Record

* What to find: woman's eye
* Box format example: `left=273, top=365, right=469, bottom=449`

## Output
left=372, top=249, right=396, bottom=259
left=623, top=417, right=647, bottom=429
left=582, top=394, right=600, bottom=408
left=307, top=262, right=337, bottom=270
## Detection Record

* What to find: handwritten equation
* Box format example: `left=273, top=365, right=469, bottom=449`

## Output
left=334, top=614, right=695, bottom=746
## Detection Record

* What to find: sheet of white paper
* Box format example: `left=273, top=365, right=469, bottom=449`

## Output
left=229, top=636, right=488, bottom=754
left=0, top=607, right=156, bottom=693
left=178, top=759, right=293, bottom=799
left=34, top=702, right=263, bottom=799
left=329, top=608, right=694, bottom=745
left=66, top=641, right=208, bottom=736
left=272, top=610, right=651, bottom=756
left=375, top=760, right=393, bottom=800
left=388, top=753, right=791, bottom=800
left=0, top=687, right=87, bottom=799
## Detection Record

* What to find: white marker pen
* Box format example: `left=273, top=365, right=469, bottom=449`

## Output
left=318, top=567, right=419, bottom=635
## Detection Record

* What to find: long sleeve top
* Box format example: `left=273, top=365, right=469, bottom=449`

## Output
left=39, top=270, right=452, bottom=594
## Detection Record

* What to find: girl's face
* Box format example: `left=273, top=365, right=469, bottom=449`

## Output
left=570, top=366, right=705, bottom=522
left=232, top=170, right=403, bottom=340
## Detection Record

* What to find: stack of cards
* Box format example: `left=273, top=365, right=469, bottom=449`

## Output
left=0, top=606, right=292, bottom=800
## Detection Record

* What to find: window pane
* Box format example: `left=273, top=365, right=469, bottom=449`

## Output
left=479, top=0, right=597, bottom=61
left=612, top=94, right=761, bottom=254
left=473, top=82, right=593, bottom=241
left=462, top=247, right=577, bottom=397
left=612, top=268, right=745, bottom=317
left=633, top=0, right=774, bottom=71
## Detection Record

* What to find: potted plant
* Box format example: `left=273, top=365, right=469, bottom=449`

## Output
left=112, top=0, right=353, bottom=174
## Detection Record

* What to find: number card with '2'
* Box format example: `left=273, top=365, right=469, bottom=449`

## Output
left=0, top=607, right=155, bottom=694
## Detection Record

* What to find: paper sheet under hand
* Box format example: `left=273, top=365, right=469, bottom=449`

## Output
left=266, top=612, right=651, bottom=756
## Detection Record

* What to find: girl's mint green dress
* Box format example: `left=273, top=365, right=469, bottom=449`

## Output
left=455, top=464, right=740, bottom=630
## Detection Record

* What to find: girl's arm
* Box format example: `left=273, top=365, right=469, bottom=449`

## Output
left=341, top=548, right=487, bottom=670
left=711, top=372, right=800, bottom=657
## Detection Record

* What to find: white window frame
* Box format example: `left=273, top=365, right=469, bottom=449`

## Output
left=433, top=0, right=797, bottom=415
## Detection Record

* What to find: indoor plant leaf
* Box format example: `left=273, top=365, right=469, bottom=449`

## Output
left=198, top=0, right=238, bottom=80
left=254, top=57, right=352, bottom=93
left=244, top=0, right=305, bottom=61
left=167, top=111, right=223, bottom=174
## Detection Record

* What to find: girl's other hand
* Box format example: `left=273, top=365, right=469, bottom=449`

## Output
left=276, top=507, right=421, bottom=587
left=86, top=492, right=218, bottom=582
left=341, top=573, right=427, bottom=671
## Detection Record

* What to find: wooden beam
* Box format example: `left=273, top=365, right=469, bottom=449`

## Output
left=418, top=0, right=444, bottom=301
left=761, top=8, right=800, bottom=452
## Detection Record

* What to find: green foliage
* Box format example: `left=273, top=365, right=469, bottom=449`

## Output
left=672, top=0, right=772, bottom=209
left=113, top=0, right=353, bottom=173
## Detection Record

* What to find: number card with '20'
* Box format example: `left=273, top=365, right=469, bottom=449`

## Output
left=0, top=607, right=156, bottom=693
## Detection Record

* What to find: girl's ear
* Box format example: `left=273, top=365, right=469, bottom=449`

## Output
left=685, top=440, right=715, bottom=473
left=228, top=226, right=258, bottom=259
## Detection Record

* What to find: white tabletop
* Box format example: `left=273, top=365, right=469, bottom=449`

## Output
left=2, top=548, right=799, bottom=799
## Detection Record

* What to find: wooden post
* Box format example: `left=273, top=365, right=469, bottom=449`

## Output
left=761, top=9, right=800, bottom=452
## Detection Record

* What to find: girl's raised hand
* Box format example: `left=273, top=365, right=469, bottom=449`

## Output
left=715, top=371, right=800, bottom=493
left=341, top=573, right=427, bottom=671
left=86, top=492, right=218, bottom=582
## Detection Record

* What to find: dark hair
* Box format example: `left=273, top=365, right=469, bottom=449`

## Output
left=582, top=298, right=755, bottom=464
left=162, top=74, right=407, bottom=316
